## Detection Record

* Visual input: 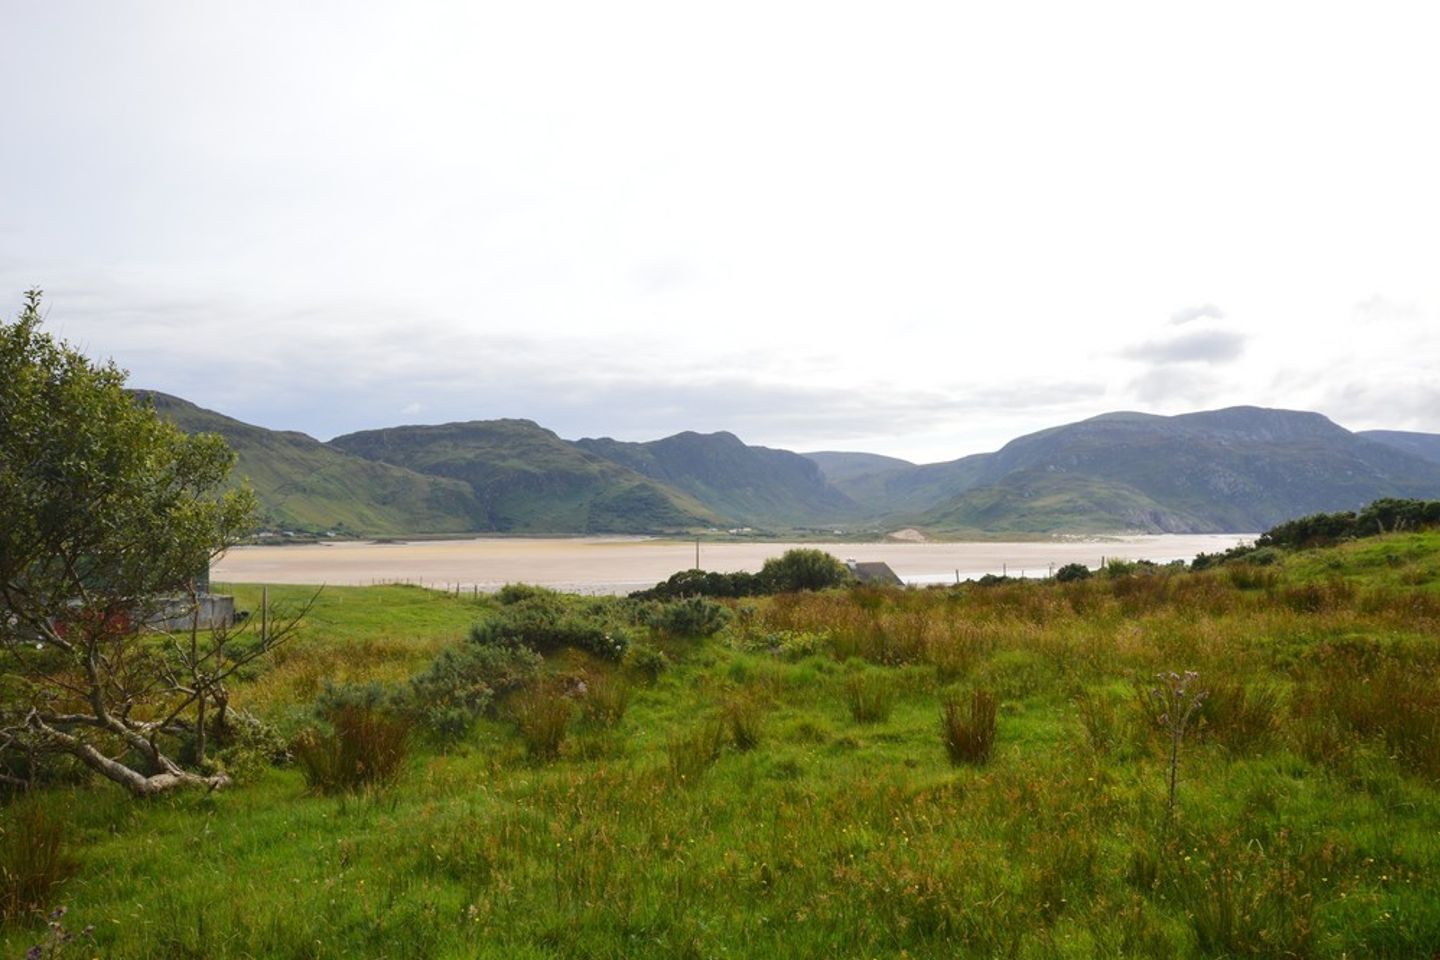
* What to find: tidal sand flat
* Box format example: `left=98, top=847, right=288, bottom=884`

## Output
left=213, top=533, right=1254, bottom=593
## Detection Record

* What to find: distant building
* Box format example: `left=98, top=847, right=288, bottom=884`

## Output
left=844, top=559, right=904, bottom=586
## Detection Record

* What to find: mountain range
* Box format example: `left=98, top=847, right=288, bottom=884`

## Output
left=138, top=391, right=1440, bottom=537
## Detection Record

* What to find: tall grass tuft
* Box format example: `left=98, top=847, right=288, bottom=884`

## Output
left=842, top=671, right=895, bottom=724
left=941, top=688, right=998, bottom=765
left=293, top=704, right=412, bottom=793
left=512, top=685, right=574, bottom=761
left=666, top=719, right=727, bottom=781
left=721, top=692, right=765, bottom=750
left=0, top=798, right=78, bottom=924
left=580, top=673, right=630, bottom=728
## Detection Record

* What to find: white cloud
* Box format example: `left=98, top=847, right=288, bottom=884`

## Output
left=4, top=2, right=1440, bottom=458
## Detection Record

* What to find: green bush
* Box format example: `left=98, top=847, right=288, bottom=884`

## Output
left=631, top=568, right=765, bottom=601
left=760, top=548, right=852, bottom=593
left=645, top=596, right=732, bottom=639
left=406, top=642, right=542, bottom=743
left=1054, top=563, right=1092, bottom=582
left=623, top=642, right=670, bottom=682
left=496, top=582, right=558, bottom=605
left=470, top=596, right=631, bottom=660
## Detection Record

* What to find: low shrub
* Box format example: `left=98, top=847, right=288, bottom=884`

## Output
left=1054, top=563, right=1092, bottom=582
left=470, top=596, right=631, bottom=660
left=645, top=597, right=732, bottom=639
left=842, top=671, right=894, bottom=724
left=623, top=642, right=670, bottom=682
left=293, top=701, right=412, bottom=793
left=0, top=798, right=78, bottom=924
left=405, top=642, right=541, bottom=743
left=496, top=582, right=557, bottom=605
left=941, top=688, right=998, bottom=765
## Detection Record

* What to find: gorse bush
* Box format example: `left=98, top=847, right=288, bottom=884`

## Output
left=0, top=798, right=77, bottom=924
left=495, top=582, right=558, bottom=605
left=293, top=701, right=412, bottom=793
left=470, top=596, right=632, bottom=660
left=406, top=642, right=541, bottom=743
left=630, top=568, right=765, bottom=601
left=941, top=689, right=997, bottom=765
left=1054, top=562, right=1092, bottom=582
left=643, top=597, right=731, bottom=639
left=622, top=642, right=669, bottom=682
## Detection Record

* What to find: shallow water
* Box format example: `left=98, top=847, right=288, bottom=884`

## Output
left=212, top=533, right=1255, bottom=594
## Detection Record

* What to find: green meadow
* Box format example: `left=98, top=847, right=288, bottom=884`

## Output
left=5, top=534, right=1440, bottom=958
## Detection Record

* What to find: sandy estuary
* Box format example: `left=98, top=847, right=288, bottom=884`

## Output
left=212, top=533, right=1256, bottom=594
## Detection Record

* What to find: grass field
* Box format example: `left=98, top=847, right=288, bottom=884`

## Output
left=4, top=535, right=1440, bottom=958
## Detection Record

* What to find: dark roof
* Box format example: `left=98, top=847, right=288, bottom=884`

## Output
left=849, top=561, right=903, bottom=586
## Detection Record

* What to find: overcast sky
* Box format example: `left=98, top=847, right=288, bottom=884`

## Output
left=4, top=2, right=1438, bottom=463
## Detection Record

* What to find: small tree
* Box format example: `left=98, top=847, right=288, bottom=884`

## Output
left=759, top=548, right=851, bottom=593
left=0, top=290, right=265, bottom=796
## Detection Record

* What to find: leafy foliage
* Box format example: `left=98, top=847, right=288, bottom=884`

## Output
left=759, top=548, right=852, bottom=592
left=1, top=292, right=261, bottom=796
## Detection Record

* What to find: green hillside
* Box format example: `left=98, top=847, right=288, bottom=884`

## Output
left=1361, top=429, right=1440, bottom=466
left=802, top=450, right=915, bottom=485
left=576, top=431, right=857, bottom=526
left=850, top=407, right=1440, bottom=534
left=330, top=419, right=721, bottom=534
left=136, top=391, right=487, bottom=535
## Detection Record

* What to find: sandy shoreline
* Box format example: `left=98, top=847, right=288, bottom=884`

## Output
left=212, top=534, right=1255, bottom=594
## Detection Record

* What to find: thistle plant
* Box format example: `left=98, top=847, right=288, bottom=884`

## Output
left=1150, top=670, right=1208, bottom=830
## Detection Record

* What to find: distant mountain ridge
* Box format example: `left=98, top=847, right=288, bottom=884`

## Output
left=820, top=406, right=1440, bottom=533
left=136, top=391, right=487, bottom=535
left=141, top=391, right=1440, bottom=537
left=1360, top=430, right=1440, bottom=466
left=329, top=420, right=720, bottom=534
left=574, top=431, right=856, bottom=525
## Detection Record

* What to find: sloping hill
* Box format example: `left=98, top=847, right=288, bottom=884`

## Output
left=914, top=407, right=1440, bottom=533
left=1360, top=430, right=1440, bottom=466
left=135, top=391, right=488, bottom=535
left=576, top=431, right=857, bottom=525
left=803, top=451, right=915, bottom=486
left=330, top=420, right=721, bottom=534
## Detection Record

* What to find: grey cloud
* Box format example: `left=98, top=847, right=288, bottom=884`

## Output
left=1122, top=329, right=1246, bottom=365
left=7, top=279, right=1113, bottom=457
left=1170, top=303, right=1225, bottom=325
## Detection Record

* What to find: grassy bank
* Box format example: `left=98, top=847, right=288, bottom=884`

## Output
left=4, top=535, right=1440, bottom=957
